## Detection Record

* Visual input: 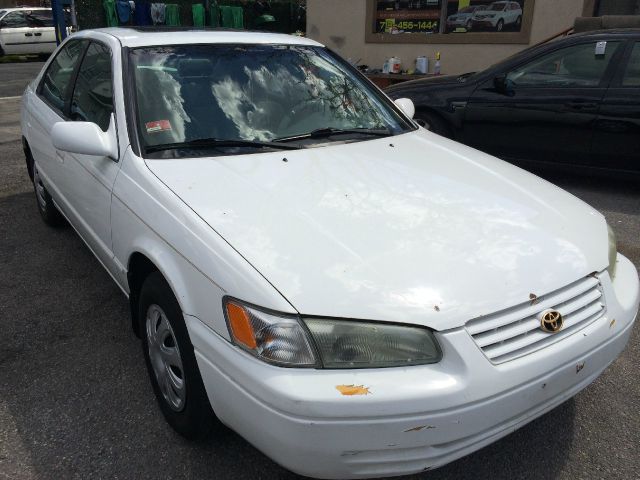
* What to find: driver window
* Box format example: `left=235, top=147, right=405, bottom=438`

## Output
left=506, top=42, right=620, bottom=88
left=1, top=11, right=28, bottom=27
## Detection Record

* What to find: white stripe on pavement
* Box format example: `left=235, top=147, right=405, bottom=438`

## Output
left=0, top=96, right=22, bottom=101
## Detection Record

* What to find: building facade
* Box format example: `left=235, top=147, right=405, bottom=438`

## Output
left=306, top=0, right=639, bottom=75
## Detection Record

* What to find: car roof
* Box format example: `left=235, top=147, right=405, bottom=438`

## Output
left=569, top=28, right=640, bottom=39
left=82, top=27, right=324, bottom=48
left=1, top=6, right=50, bottom=11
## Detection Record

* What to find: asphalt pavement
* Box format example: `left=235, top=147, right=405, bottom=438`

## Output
left=0, top=61, right=639, bottom=480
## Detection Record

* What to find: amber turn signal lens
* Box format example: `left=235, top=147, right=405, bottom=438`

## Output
left=226, top=302, right=257, bottom=349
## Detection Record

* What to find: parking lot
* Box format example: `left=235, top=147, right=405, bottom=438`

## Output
left=0, top=61, right=638, bottom=480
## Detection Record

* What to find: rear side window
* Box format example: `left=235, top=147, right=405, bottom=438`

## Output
left=507, top=41, right=621, bottom=88
left=26, top=10, right=54, bottom=27
left=70, top=42, right=114, bottom=131
left=622, top=43, right=640, bottom=87
left=1, top=11, right=27, bottom=27
left=40, top=40, right=87, bottom=114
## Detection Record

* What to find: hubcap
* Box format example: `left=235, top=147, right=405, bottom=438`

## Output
left=146, top=304, right=186, bottom=412
left=33, top=166, right=47, bottom=211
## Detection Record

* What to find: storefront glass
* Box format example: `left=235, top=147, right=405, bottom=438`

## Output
left=374, top=0, right=527, bottom=35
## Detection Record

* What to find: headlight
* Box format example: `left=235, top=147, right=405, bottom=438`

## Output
left=607, top=223, right=617, bottom=280
left=305, top=318, right=441, bottom=368
left=224, top=299, right=442, bottom=369
left=224, top=299, right=318, bottom=367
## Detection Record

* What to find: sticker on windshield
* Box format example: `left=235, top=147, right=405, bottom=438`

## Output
left=595, top=41, right=607, bottom=56
left=146, top=120, right=172, bottom=133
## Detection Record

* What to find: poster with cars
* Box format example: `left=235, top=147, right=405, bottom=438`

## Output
left=445, top=0, right=524, bottom=33
left=374, top=0, right=525, bottom=34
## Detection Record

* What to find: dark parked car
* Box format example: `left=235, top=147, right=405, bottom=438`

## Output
left=385, top=30, right=640, bottom=174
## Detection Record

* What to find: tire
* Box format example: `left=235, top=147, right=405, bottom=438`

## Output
left=496, top=19, right=504, bottom=32
left=415, top=111, right=452, bottom=138
left=139, top=271, right=217, bottom=440
left=33, top=163, right=66, bottom=227
left=515, top=16, right=522, bottom=29
left=466, top=19, right=472, bottom=31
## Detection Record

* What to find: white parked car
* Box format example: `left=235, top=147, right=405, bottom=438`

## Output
left=20, top=28, right=639, bottom=479
left=446, top=5, right=486, bottom=32
left=0, top=7, right=69, bottom=56
left=471, top=1, right=523, bottom=31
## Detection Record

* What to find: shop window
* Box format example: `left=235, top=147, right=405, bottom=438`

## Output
left=595, top=0, right=640, bottom=16
left=367, top=0, right=534, bottom=43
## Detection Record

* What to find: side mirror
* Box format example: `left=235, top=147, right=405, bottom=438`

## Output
left=51, top=120, right=117, bottom=159
left=394, top=97, right=415, bottom=119
left=493, top=74, right=514, bottom=95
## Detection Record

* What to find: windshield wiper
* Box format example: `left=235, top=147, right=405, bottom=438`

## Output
left=145, top=137, right=302, bottom=154
left=274, top=127, right=391, bottom=143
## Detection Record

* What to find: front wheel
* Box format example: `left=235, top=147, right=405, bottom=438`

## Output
left=496, top=19, right=504, bottom=31
left=140, top=272, right=218, bottom=440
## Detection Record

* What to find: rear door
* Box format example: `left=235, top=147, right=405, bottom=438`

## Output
left=29, top=39, right=88, bottom=191
left=0, top=11, right=31, bottom=55
left=591, top=39, right=640, bottom=173
left=461, top=39, right=623, bottom=168
left=25, top=9, right=57, bottom=54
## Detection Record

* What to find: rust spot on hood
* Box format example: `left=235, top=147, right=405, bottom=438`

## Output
left=529, top=293, right=539, bottom=306
left=336, top=384, right=371, bottom=396
left=609, top=318, right=616, bottom=328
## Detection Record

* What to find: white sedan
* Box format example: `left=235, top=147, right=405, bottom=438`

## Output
left=20, top=28, right=639, bottom=479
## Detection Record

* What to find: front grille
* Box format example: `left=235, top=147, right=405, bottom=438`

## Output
left=466, top=275, right=605, bottom=364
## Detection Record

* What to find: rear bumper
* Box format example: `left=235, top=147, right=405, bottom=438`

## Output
left=189, top=255, right=638, bottom=479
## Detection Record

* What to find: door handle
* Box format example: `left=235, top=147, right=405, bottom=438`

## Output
left=564, top=101, right=598, bottom=110
left=25, top=32, right=33, bottom=36
left=34, top=32, right=42, bottom=36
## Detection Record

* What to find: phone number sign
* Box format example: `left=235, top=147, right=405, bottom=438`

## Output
left=377, top=18, right=439, bottom=32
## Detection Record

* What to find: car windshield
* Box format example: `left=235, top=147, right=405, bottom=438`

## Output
left=488, top=3, right=506, bottom=10
left=130, top=44, right=413, bottom=157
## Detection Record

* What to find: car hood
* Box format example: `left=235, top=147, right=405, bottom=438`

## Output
left=146, top=131, right=608, bottom=331
left=385, top=75, right=466, bottom=97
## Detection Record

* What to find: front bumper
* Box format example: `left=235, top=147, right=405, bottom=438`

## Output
left=189, top=254, right=639, bottom=479
left=472, top=18, right=498, bottom=28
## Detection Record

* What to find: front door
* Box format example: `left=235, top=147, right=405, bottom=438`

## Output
left=592, top=40, right=640, bottom=173
left=460, top=40, right=623, bottom=169
left=57, top=40, right=120, bottom=269
left=0, top=11, right=31, bottom=55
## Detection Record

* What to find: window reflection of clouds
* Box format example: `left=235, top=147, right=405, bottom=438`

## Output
left=133, top=45, right=409, bottom=148
left=210, top=48, right=390, bottom=141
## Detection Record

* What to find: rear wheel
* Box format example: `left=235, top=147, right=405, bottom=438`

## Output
left=140, top=271, right=217, bottom=440
left=515, top=16, right=522, bottom=29
left=33, top=164, right=65, bottom=227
